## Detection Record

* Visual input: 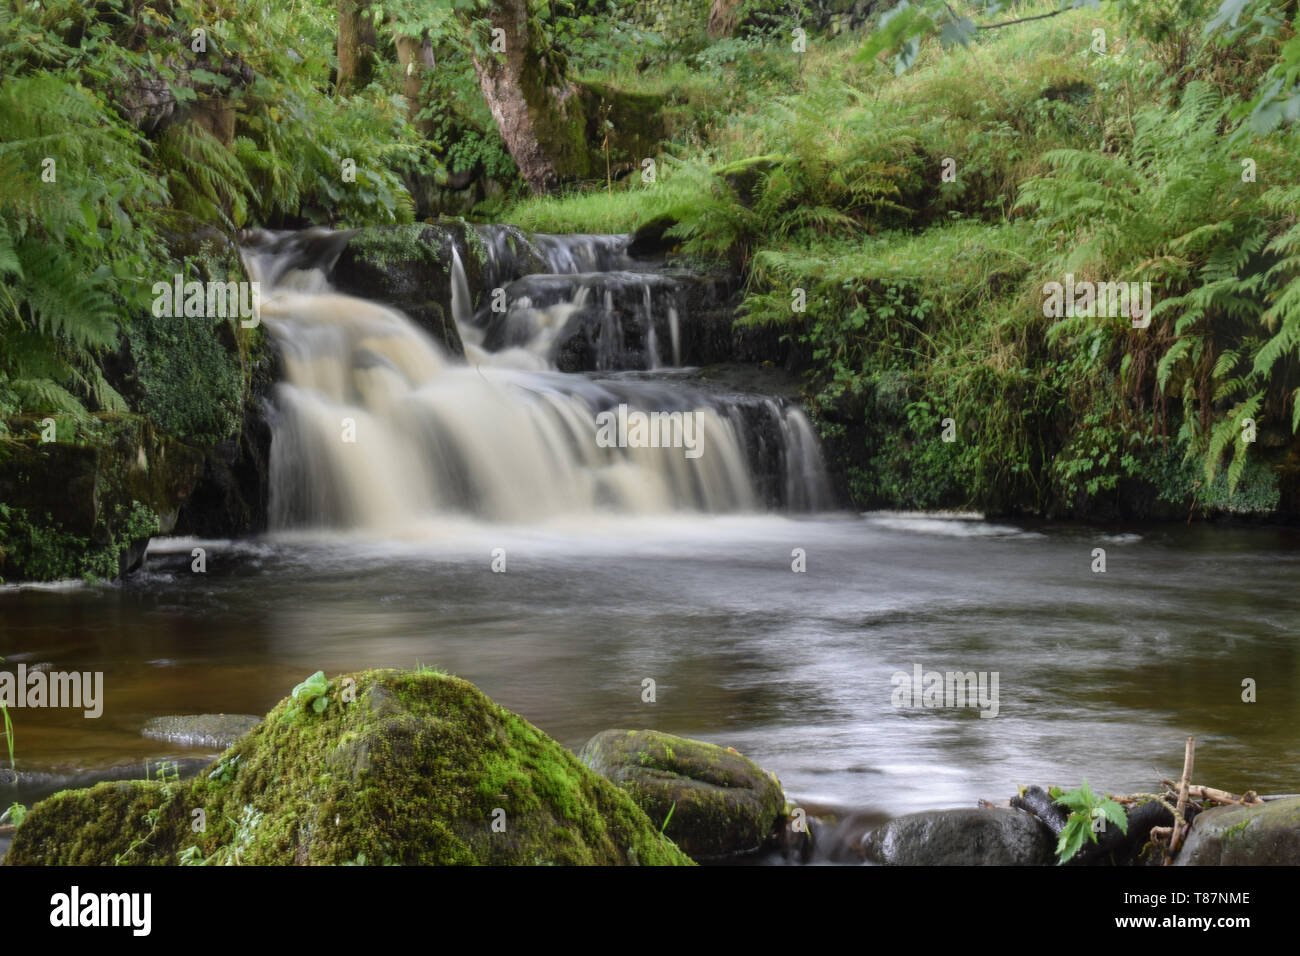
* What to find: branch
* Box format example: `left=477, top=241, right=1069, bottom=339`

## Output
left=977, top=6, right=1071, bottom=30
left=1166, top=736, right=1195, bottom=862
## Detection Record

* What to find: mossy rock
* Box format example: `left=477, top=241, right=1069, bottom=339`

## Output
left=715, top=154, right=787, bottom=208
left=4, top=670, right=693, bottom=866
left=329, top=225, right=471, bottom=357
left=0, top=415, right=201, bottom=581
left=579, top=729, right=785, bottom=861
left=1174, top=797, right=1300, bottom=866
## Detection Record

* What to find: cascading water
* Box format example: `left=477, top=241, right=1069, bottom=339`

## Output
left=242, top=227, right=833, bottom=533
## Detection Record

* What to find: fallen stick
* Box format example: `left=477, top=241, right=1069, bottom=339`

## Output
left=1159, top=780, right=1262, bottom=806
left=1166, top=737, right=1195, bottom=863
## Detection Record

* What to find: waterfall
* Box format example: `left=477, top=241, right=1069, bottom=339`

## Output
left=244, top=229, right=833, bottom=532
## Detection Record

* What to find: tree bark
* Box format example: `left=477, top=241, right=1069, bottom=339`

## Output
left=394, top=28, right=437, bottom=139
left=707, top=0, right=743, bottom=40
left=468, top=0, right=588, bottom=194
left=337, top=0, right=378, bottom=95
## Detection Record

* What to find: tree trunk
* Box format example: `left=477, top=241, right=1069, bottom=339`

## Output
left=707, top=0, right=743, bottom=40
left=337, top=0, right=378, bottom=95
left=468, top=0, right=588, bottom=194
left=394, top=29, right=437, bottom=139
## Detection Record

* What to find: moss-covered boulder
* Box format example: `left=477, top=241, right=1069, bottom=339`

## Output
left=329, top=224, right=473, bottom=357
left=1174, top=797, right=1300, bottom=866
left=4, top=670, right=693, bottom=866
left=579, top=729, right=785, bottom=861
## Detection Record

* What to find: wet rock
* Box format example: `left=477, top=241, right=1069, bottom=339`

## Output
left=142, top=714, right=263, bottom=750
left=861, top=807, right=1055, bottom=865
left=329, top=224, right=469, bottom=357
left=1174, top=796, right=1300, bottom=866
left=579, top=729, right=786, bottom=861
left=5, top=670, right=691, bottom=866
left=0, top=417, right=204, bottom=581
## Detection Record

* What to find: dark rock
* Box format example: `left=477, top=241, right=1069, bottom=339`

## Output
left=579, top=728, right=786, bottom=861
left=329, top=224, right=470, bottom=357
left=861, top=807, right=1055, bottom=865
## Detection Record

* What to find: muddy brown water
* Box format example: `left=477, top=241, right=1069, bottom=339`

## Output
left=3, top=514, right=1297, bottom=858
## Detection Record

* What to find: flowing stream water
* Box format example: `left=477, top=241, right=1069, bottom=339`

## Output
left=2, top=229, right=1298, bottom=860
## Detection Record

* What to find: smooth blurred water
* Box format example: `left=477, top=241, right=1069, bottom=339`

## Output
left=2, top=513, right=1298, bottom=820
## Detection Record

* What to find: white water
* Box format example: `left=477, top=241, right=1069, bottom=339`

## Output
left=245, top=230, right=832, bottom=532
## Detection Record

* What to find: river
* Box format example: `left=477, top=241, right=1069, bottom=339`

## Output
left=4, top=514, right=1297, bottom=832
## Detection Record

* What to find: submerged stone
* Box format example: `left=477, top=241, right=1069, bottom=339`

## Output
left=5, top=670, right=692, bottom=866
left=579, top=729, right=786, bottom=861
left=141, top=714, right=263, bottom=751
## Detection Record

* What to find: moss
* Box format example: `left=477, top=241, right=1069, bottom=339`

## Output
left=1219, top=817, right=1254, bottom=842
left=5, top=670, right=693, bottom=866
left=0, top=415, right=197, bottom=581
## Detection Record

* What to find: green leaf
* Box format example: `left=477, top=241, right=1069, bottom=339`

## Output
left=1098, top=797, right=1129, bottom=835
left=939, top=17, right=976, bottom=50
left=1055, top=816, right=1090, bottom=863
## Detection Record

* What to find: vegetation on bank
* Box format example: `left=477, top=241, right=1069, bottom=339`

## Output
left=507, top=1, right=1300, bottom=519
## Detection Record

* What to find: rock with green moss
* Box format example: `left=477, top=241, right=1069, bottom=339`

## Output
left=4, top=670, right=693, bottom=866
left=579, top=729, right=785, bottom=861
left=329, top=224, right=475, bottom=358
left=1174, top=796, right=1300, bottom=866
left=0, top=416, right=200, bottom=581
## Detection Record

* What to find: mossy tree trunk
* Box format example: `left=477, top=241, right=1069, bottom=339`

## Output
left=393, top=27, right=438, bottom=140
left=467, top=0, right=589, bottom=194
left=337, top=0, right=379, bottom=95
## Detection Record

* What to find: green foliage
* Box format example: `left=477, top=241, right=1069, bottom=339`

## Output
left=0, top=69, right=160, bottom=421
left=208, top=753, right=243, bottom=784
left=127, top=307, right=243, bottom=446
left=285, top=670, right=333, bottom=722
left=1051, top=779, right=1128, bottom=863
left=0, top=501, right=159, bottom=583
left=1021, top=79, right=1300, bottom=496
left=1, top=802, right=27, bottom=827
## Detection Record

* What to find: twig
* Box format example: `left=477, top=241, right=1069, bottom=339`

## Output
left=1166, top=737, right=1195, bottom=863
left=1159, top=779, right=1262, bottom=806
left=976, top=7, right=1070, bottom=30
